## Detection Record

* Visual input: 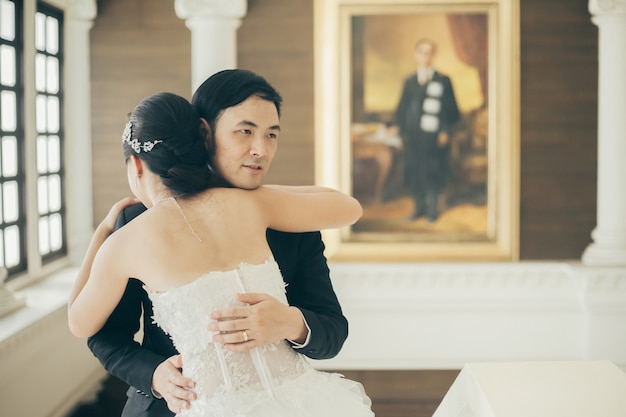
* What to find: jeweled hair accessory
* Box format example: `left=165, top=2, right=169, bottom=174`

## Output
left=122, top=121, right=163, bottom=153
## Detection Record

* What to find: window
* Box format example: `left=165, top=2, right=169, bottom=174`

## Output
left=35, top=4, right=65, bottom=262
left=0, top=0, right=26, bottom=275
left=0, top=0, right=66, bottom=281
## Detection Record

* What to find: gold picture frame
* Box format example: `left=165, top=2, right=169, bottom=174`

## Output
left=314, top=0, right=520, bottom=261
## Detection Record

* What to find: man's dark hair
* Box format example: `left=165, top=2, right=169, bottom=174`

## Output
left=191, top=69, right=283, bottom=133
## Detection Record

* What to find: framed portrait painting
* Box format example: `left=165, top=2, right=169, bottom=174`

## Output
left=314, top=0, right=520, bottom=261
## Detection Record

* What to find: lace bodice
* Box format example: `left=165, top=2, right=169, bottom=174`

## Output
left=147, top=259, right=313, bottom=415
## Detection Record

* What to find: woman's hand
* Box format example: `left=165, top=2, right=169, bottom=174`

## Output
left=98, top=197, right=140, bottom=235
left=208, top=293, right=308, bottom=351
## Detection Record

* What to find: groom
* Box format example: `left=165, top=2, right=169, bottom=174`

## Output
left=87, top=69, right=349, bottom=417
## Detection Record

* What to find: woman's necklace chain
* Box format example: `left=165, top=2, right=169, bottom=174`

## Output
left=156, top=197, right=203, bottom=242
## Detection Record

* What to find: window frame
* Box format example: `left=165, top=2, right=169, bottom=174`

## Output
left=0, top=0, right=28, bottom=276
left=34, top=1, right=67, bottom=265
left=0, top=0, right=89, bottom=288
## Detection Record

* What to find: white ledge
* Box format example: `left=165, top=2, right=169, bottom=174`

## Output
left=0, top=267, right=78, bottom=346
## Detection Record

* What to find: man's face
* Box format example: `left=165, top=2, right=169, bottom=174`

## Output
left=212, top=95, right=280, bottom=190
left=415, top=42, right=434, bottom=68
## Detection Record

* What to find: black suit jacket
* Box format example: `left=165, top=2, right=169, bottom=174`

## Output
left=395, top=71, right=460, bottom=191
left=87, top=203, right=348, bottom=417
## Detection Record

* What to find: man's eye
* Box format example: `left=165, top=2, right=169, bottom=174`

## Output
left=267, top=133, right=278, bottom=139
left=240, top=129, right=252, bottom=135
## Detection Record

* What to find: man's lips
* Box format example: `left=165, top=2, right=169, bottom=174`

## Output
left=242, top=163, right=263, bottom=171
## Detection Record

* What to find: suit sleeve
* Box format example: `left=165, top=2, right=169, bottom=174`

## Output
left=283, top=232, right=349, bottom=359
left=441, top=76, right=460, bottom=133
left=87, top=203, right=165, bottom=396
left=394, top=78, right=412, bottom=134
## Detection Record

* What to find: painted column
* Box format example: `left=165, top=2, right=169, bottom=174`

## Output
left=582, top=0, right=626, bottom=266
left=174, top=0, right=247, bottom=92
left=64, top=0, right=97, bottom=265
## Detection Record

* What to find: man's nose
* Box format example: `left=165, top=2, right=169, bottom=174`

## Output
left=250, top=135, right=266, bottom=157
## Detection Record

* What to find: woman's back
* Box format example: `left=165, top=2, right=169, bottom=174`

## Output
left=118, top=187, right=273, bottom=293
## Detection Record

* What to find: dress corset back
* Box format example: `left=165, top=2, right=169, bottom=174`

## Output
left=147, top=259, right=374, bottom=417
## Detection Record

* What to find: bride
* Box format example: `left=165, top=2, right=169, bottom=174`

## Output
left=68, top=91, right=374, bottom=416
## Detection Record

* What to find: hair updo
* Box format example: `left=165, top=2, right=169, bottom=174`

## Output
left=122, top=92, right=219, bottom=197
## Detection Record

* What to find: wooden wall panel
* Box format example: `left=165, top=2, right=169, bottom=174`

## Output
left=519, top=0, right=598, bottom=259
left=237, top=0, right=316, bottom=186
left=90, top=0, right=190, bottom=223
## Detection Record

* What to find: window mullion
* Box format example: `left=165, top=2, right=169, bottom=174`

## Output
left=22, top=0, right=43, bottom=277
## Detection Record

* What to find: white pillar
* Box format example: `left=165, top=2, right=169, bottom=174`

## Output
left=174, top=0, right=247, bottom=92
left=64, top=0, right=97, bottom=265
left=582, top=0, right=626, bottom=266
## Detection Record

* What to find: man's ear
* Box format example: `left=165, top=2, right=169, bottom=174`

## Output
left=199, top=118, right=213, bottom=152
left=129, top=154, right=143, bottom=178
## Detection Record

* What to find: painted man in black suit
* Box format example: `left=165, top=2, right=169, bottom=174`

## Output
left=395, top=38, right=460, bottom=222
left=87, top=69, right=348, bottom=417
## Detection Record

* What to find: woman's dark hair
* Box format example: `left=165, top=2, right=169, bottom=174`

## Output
left=122, top=92, right=218, bottom=197
left=191, top=69, right=283, bottom=134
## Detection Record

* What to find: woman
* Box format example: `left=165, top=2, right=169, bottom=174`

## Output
left=68, top=92, right=374, bottom=416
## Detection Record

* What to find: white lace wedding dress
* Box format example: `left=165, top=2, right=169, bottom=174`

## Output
left=148, top=258, right=374, bottom=417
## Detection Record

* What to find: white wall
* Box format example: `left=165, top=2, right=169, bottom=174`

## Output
left=316, top=262, right=626, bottom=371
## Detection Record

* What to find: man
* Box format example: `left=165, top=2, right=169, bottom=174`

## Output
left=87, top=69, right=349, bottom=417
left=395, top=38, right=460, bottom=222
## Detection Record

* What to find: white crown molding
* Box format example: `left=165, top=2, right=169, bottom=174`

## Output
left=42, top=0, right=97, bottom=20
left=589, top=0, right=626, bottom=15
left=174, top=0, right=247, bottom=20
left=328, top=262, right=626, bottom=307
